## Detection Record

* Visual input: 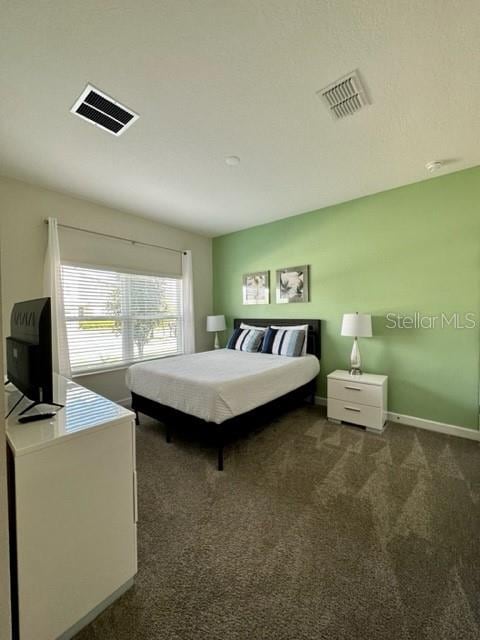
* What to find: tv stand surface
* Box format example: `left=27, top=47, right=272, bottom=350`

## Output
left=17, top=398, right=63, bottom=416
left=6, top=374, right=138, bottom=640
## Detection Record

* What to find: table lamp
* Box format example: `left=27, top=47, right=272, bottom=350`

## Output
left=341, top=312, right=372, bottom=375
left=206, top=315, right=226, bottom=349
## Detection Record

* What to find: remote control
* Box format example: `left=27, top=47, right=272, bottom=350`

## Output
left=18, top=412, right=57, bottom=424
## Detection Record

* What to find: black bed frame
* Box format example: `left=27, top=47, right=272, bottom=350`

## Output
left=131, top=318, right=321, bottom=470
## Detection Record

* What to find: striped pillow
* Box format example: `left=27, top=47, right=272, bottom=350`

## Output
left=261, top=327, right=305, bottom=357
left=227, top=328, right=264, bottom=352
left=271, top=324, right=308, bottom=356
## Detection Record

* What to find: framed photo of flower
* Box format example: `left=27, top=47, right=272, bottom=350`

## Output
left=242, top=271, right=270, bottom=305
left=276, top=265, right=309, bottom=303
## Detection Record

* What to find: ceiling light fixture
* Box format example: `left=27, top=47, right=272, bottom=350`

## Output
left=225, top=155, right=240, bottom=166
left=425, top=160, right=443, bottom=173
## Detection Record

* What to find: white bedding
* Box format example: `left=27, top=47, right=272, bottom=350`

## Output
left=126, top=349, right=320, bottom=424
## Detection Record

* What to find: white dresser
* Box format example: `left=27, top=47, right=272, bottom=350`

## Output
left=327, top=370, right=388, bottom=432
left=6, top=375, right=138, bottom=640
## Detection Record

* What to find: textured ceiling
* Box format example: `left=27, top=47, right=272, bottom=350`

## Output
left=1, top=1, right=479, bottom=236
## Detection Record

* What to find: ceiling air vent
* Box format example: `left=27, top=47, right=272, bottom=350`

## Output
left=71, top=84, right=139, bottom=136
left=317, top=70, right=369, bottom=120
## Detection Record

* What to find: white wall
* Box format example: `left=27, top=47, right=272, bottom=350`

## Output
left=0, top=176, right=213, bottom=402
left=0, top=264, right=12, bottom=640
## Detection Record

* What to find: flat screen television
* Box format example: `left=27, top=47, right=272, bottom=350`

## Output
left=6, top=297, right=61, bottom=415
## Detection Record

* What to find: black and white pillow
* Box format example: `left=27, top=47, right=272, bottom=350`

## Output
left=261, top=327, right=305, bottom=357
left=227, top=328, right=264, bottom=352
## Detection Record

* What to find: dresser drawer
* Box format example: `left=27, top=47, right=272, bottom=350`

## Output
left=328, top=398, right=385, bottom=431
left=328, top=378, right=383, bottom=408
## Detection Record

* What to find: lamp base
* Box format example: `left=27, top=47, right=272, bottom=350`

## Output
left=349, top=368, right=363, bottom=376
left=214, top=332, right=221, bottom=349
left=349, top=337, right=362, bottom=375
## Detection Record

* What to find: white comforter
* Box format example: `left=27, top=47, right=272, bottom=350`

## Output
left=126, top=349, right=320, bottom=424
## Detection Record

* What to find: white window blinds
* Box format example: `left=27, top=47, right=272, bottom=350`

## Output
left=62, top=264, right=183, bottom=375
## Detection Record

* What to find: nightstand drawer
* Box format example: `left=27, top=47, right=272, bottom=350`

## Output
left=328, top=398, right=384, bottom=431
left=328, top=378, right=382, bottom=408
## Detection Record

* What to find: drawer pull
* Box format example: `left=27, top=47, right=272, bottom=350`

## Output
left=344, top=406, right=361, bottom=413
left=344, top=386, right=362, bottom=391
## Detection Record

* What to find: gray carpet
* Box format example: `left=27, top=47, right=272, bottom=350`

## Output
left=74, top=406, right=480, bottom=640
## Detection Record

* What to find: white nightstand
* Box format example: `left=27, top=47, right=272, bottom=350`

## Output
left=327, top=370, right=388, bottom=432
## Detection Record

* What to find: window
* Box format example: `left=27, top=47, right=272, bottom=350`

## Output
left=62, top=264, right=183, bottom=375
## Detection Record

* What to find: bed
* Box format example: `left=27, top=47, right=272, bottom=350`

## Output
left=127, top=318, right=321, bottom=470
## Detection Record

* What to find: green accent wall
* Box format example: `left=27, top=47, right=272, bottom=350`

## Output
left=213, top=166, right=480, bottom=430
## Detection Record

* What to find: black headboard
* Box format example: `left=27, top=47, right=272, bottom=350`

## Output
left=233, top=319, right=321, bottom=358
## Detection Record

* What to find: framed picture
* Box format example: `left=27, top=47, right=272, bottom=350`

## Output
left=242, top=271, right=270, bottom=305
left=276, top=265, right=309, bottom=303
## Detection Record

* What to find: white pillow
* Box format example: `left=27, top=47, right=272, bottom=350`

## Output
left=240, top=322, right=266, bottom=332
left=271, top=324, right=308, bottom=355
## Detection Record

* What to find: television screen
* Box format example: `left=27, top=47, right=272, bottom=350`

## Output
left=6, top=297, right=53, bottom=405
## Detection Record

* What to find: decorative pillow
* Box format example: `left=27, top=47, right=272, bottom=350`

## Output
left=261, top=327, right=305, bottom=357
left=227, top=328, right=264, bottom=352
left=271, top=324, right=309, bottom=355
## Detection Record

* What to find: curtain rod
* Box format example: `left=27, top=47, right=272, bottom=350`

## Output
left=43, top=220, right=185, bottom=255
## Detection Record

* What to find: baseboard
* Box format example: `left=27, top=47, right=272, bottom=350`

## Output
left=315, top=396, right=480, bottom=442
left=386, top=411, right=480, bottom=442
left=116, top=397, right=131, bottom=408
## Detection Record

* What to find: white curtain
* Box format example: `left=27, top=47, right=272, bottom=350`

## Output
left=43, top=218, right=72, bottom=378
left=182, top=250, right=195, bottom=354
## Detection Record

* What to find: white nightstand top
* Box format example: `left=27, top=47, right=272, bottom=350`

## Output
left=327, top=369, right=387, bottom=386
